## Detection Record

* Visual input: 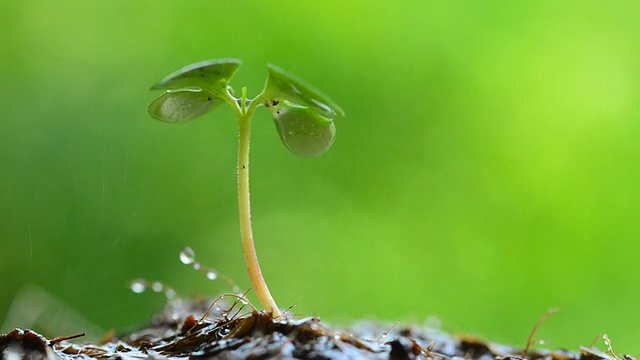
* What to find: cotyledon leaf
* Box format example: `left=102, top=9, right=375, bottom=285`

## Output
left=150, top=58, right=241, bottom=96
left=148, top=89, right=223, bottom=122
left=271, top=102, right=336, bottom=157
left=263, top=64, right=345, bottom=119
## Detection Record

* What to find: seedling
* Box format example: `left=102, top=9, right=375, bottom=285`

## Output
left=148, top=58, right=345, bottom=317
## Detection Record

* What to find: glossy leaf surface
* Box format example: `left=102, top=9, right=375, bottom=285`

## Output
left=150, top=58, right=241, bottom=95
left=149, top=59, right=240, bottom=122
left=148, top=89, right=222, bottom=122
left=263, top=64, right=345, bottom=119
left=271, top=102, right=336, bottom=157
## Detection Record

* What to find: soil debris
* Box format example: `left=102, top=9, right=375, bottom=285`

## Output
left=0, top=297, right=635, bottom=359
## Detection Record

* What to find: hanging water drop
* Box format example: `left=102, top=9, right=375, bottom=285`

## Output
left=180, top=247, right=196, bottom=265
left=130, top=279, right=146, bottom=294
left=206, top=270, right=218, bottom=280
left=271, top=103, right=336, bottom=157
left=165, top=288, right=177, bottom=299
left=151, top=281, right=163, bottom=292
left=179, top=246, right=240, bottom=292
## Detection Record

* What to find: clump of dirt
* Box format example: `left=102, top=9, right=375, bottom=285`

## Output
left=0, top=297, right=634, bottom=359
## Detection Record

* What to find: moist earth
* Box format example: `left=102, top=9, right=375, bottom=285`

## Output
left=0, top=297, right=631, bottom=360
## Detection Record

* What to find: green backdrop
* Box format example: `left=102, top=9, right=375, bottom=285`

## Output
left=1, top=1, right=638, bottom=353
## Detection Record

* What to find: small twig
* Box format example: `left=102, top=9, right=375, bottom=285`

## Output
left=585, top=334, right=636, bottom=360
left=376, top=320, right=400, bottom=344
left=186, top=289, right=257, bottom=335
left=523, top=308, right=559, bottom=358
left=588, top=333, right=604, bottom=348
left=603, top=334, right=620, bottom=360
left=415, top=339, right=439, bottom=358
left=226, top=291, right=252, bottom=320
left=48, top=332, right=86, bottom=346
left=222, top=289, right=249, bottom=319
left=275, top=303, right=297, bottom=319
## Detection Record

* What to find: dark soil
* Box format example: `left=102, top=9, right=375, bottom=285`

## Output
left=0, top=297, right=633, bottom=360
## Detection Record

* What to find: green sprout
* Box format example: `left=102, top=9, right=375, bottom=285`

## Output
left=148, top=58, right=344, bottom=317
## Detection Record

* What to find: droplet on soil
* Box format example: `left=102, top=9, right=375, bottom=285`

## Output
left=180, top=247, right=195, bottom=265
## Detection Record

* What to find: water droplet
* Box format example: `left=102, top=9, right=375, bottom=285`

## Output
left=151, top=281, right=163, bottom=292
left=205, top=271, right=218, bottom=280
left=165, top=289, right=177, bottom=299
left=130, top=280, right=146, bottom=294
left=193, top=263, right=201, bottom=270
left=272, top=104, right=336, bottom=157
left=180, top=247, right=195, bottom=265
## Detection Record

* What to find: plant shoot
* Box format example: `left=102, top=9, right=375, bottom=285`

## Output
left=148, top=58, right=344, bottom=316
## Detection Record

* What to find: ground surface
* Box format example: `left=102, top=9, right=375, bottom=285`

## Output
left=0, top=297, right=633, bottom=360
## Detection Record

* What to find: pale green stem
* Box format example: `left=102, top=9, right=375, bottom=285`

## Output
left=235, top=88, right=281, bottom=317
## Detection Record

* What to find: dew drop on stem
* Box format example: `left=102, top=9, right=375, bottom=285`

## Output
left=206, top=270, right=218, bottom=280
left=165, top=288, right=177, bottom=299
left=180, top=247, right=195, bottom=265
left=151, top=282, right=163, bottom=292
left=130, top=279, right=146, bottom=294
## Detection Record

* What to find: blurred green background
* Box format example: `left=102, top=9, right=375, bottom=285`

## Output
left=1, top=0, right=639, bottom=353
